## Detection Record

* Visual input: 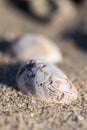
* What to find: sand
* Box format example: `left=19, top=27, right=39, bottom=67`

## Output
left=0, top=1, right=87, bottom=130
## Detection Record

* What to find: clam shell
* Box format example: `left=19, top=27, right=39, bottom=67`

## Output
left=12, top=33, right=62, bottom=63
left=16, top=59, right=78, bottom=104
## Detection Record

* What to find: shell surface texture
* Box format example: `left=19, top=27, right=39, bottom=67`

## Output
left=16, top=59, right=78, bottom=104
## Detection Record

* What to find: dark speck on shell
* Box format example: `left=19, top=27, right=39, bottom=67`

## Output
left=16, top=59, right=78, bottom=104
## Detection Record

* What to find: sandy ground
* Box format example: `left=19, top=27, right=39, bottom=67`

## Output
left=0, top=0, right=87, bottom=130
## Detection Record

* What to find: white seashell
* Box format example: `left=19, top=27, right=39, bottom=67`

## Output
left=16, top=59, right=78, bottom=104
left=12, top=33, right=62, bottom=64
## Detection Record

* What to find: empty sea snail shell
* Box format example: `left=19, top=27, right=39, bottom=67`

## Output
left=12, top=33, right=62, bottom=63
left=16, top=59, right=78, bottom=104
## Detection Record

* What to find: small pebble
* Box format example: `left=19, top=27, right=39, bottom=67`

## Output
left=28, top=0, right=50, bottom=17
left=12, top=33, right=62, bottom=63
left=16, top=59, right=78, bottom=104
left=23, top=0, right=58, bottom=22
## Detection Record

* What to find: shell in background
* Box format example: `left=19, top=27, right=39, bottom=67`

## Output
left=16, top=59, right=78, bottom=104
left=12, top=33, right=63, bottom=63
left=28, top=0, right=50, bottom=17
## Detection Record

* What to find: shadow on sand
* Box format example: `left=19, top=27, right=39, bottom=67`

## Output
left=0, top=38, right=21, bottom=89
left=62, top=28, right=87, bottom=51
left=0, top=62, right=21, bottom=89
left=0, top=38, right=11, bottom=53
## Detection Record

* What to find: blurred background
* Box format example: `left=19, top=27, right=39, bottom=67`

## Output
left=0, top=0, right=87, bottom=58
left=0, top=0, right=87, bottom=51
left=0, top=0, right=87, bottom=65
left=0, top=0, right=86, bottom=37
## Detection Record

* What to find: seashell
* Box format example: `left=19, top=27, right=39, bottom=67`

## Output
left=12, top=33, right=62, bottom=64
left=16, top=59, right=78, bottom=104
